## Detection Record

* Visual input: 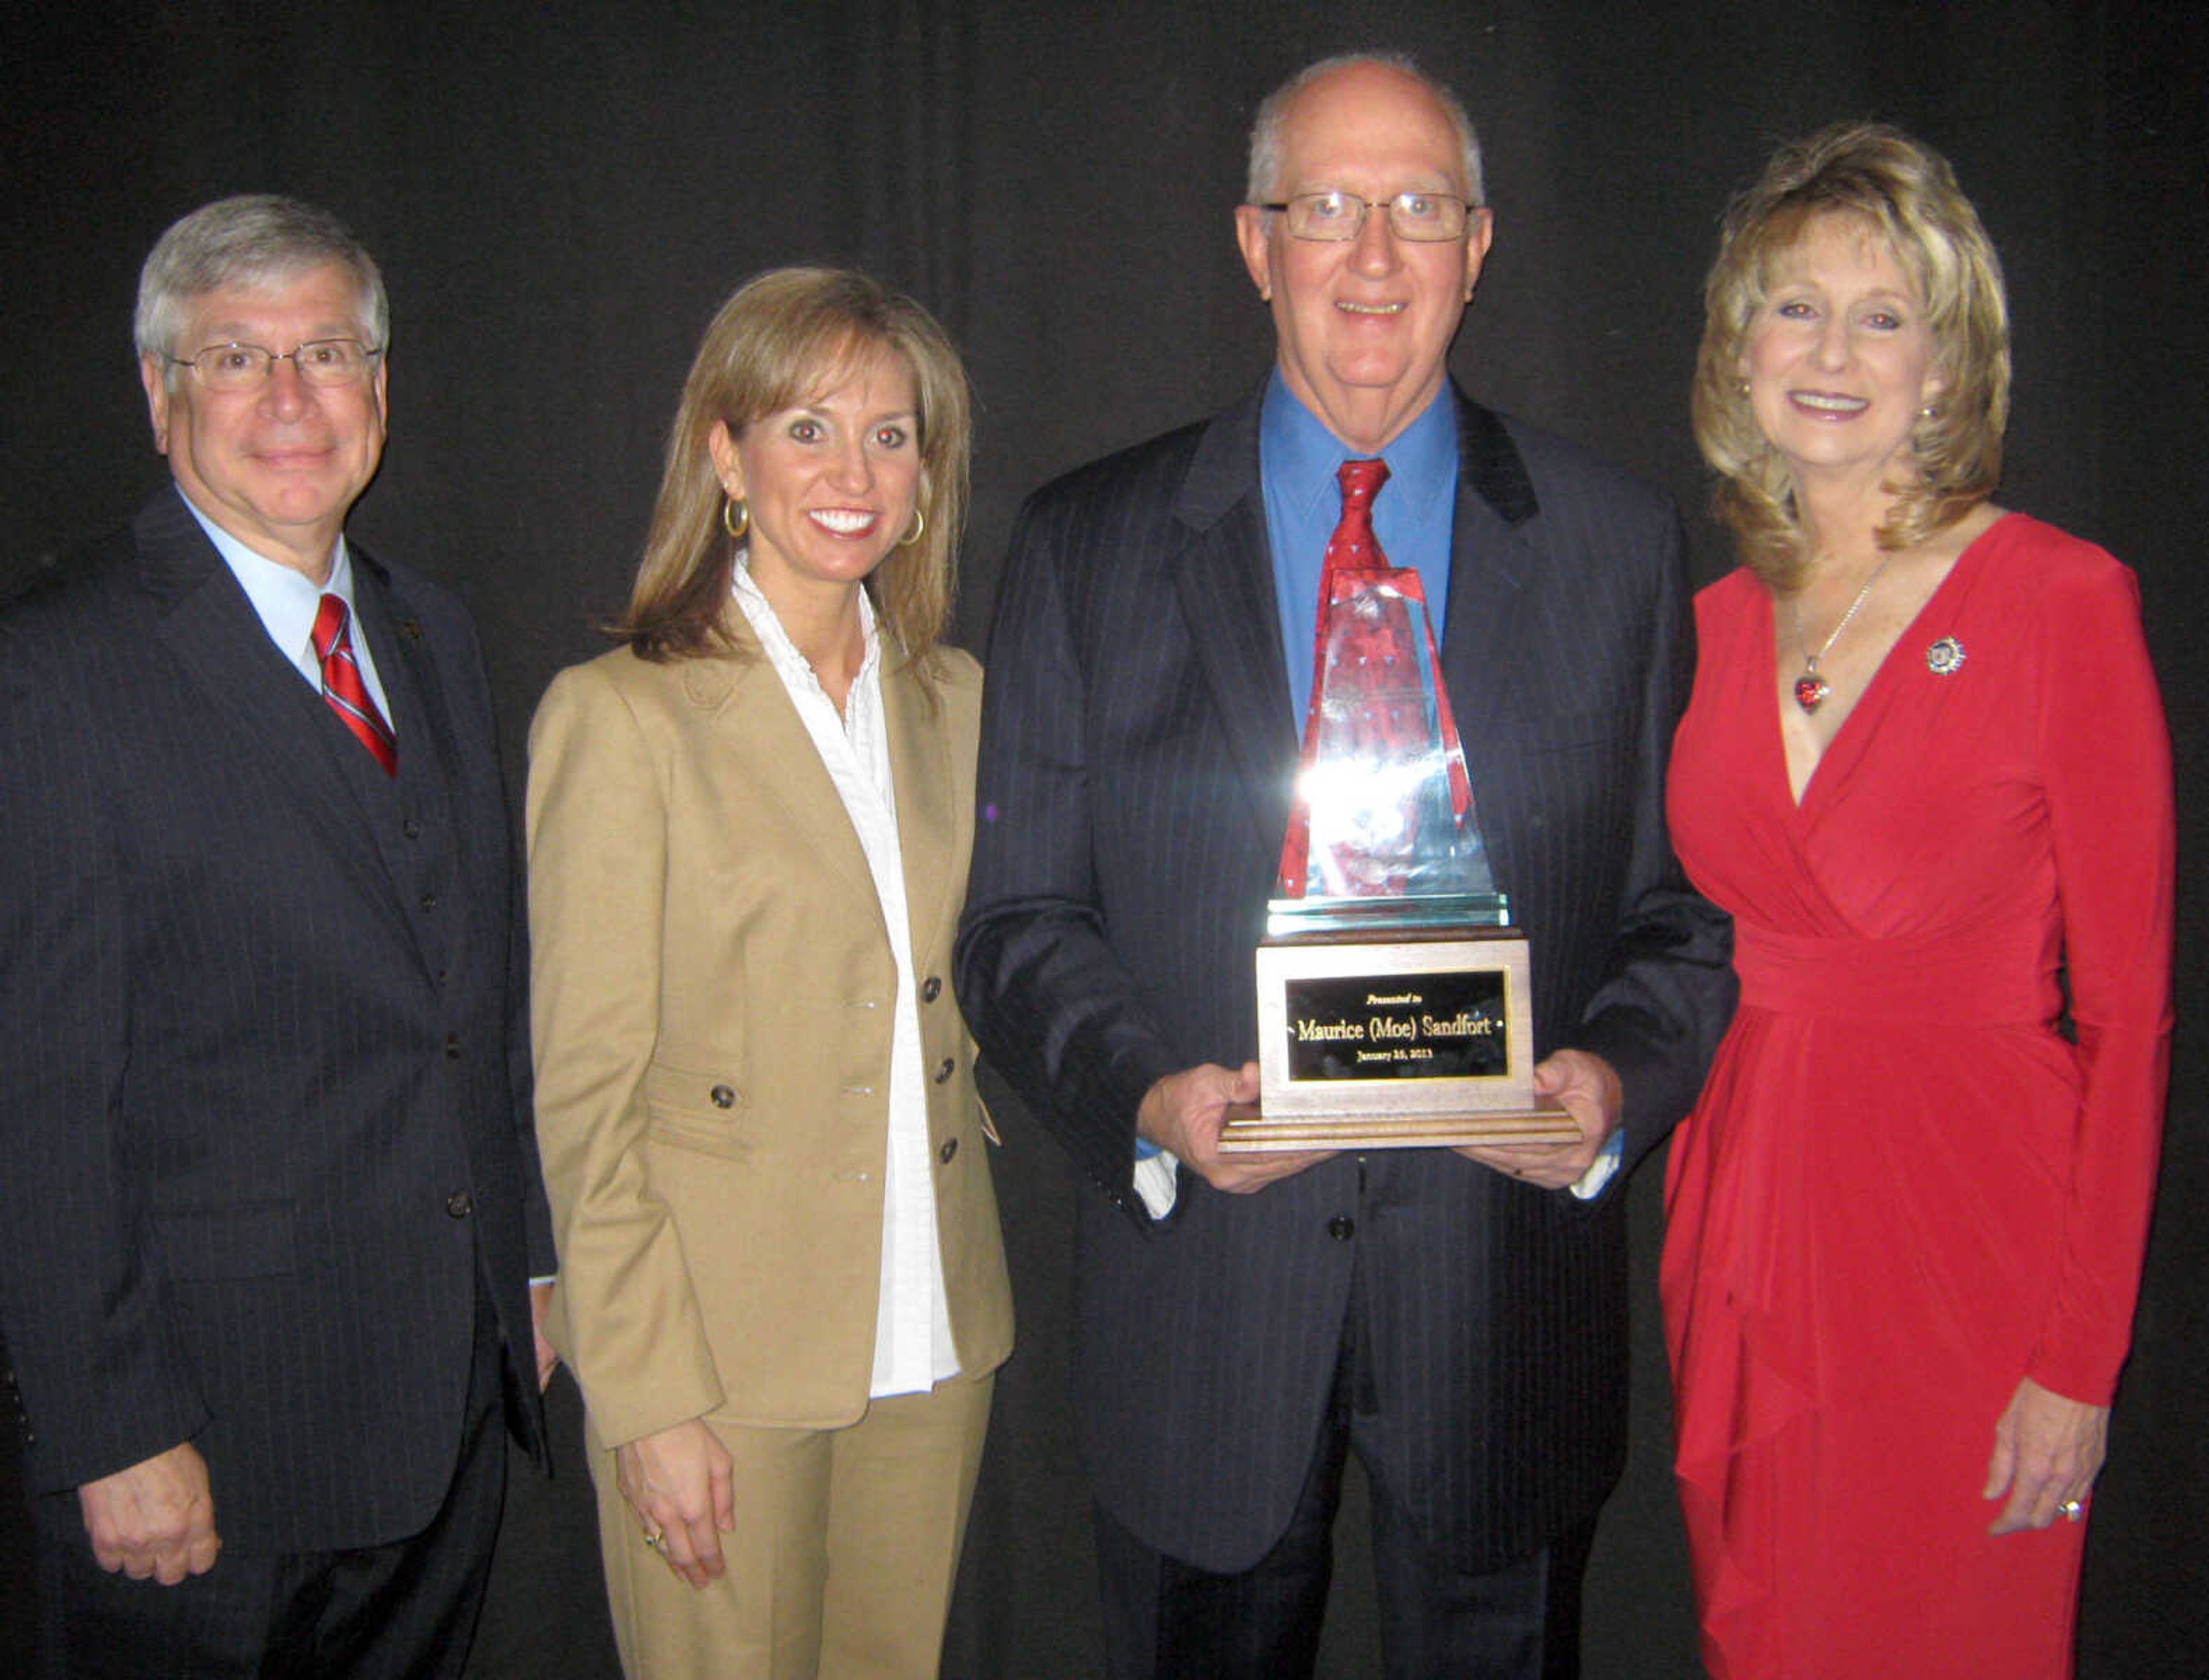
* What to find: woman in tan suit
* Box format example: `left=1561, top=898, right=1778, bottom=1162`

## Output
left=527, top=268, right=1012, bottom=1679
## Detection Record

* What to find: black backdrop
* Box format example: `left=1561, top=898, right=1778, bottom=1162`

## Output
left=4, top=3, right=2203, bottom=1675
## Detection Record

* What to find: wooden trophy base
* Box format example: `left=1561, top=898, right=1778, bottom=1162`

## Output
left=1217, top=1094, right=1580, bottom=1152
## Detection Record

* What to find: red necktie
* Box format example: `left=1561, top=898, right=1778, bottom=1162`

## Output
left=312, top=593, right=398, bottom=776
left=1277, top=459, right=1472, bottom=898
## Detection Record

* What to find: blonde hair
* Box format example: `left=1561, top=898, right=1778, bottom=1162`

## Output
left=1691, top=122, right=2009, bottom=591
left=613, top=267, right=971, bottom=670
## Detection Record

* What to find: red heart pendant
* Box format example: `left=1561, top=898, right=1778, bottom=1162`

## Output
left=1794, top=674, right=1830, bottom=712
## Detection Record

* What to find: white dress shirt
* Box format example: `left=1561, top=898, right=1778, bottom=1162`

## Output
left=731, top=562, right=958, bottom=1396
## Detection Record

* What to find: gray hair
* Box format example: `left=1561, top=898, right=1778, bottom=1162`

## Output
left=136, top=194, right=388, bottom=378
left=1245, top=51, right=1485, bottom=207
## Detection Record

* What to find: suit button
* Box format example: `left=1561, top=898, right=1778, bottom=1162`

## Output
left=419, top=892, right=439, bottom=912
left=920, top=975, right=942, bottom=1002
left=938, top=1137, right=958, bottom=1164
left=402, top=818, right=421, bottom=839
left=445, top=1033, right=462, bottom=1060
left=446, top=1192, right=474, bottom=1219
left=710, top=1085, right=736, bottom=1109
left=1327, top=1216, right=1355, bottom=1242
left=931, top=1057, right=955, bottom=1084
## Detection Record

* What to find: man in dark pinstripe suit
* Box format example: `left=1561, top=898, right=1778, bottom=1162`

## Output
left=957, top=54, right=1734, bottom=1678
left=0, top=197, right=554, bottom=1677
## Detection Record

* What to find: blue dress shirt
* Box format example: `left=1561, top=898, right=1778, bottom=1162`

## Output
left=1260, top=372, right=1458, bottom=729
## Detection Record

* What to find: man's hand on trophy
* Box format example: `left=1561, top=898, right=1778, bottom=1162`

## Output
left=1139, top=1062, right=1336, bottom=1193
left=1454, top=1048, right=1622, bottom=1190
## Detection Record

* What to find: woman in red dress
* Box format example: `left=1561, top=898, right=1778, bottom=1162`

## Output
left=1662, top=123, right=2172, bottom=1678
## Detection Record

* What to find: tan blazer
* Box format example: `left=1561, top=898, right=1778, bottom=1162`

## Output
left=526, top=624, right=1012, bottom=1449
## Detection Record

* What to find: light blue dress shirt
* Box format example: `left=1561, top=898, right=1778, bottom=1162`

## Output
left=177, top=488, right=392, bottom=723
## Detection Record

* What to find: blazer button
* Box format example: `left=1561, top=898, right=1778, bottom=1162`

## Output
left=402, top=817, right=421, bottom=840
left=931, top=1056, right=956, bottom=1084
left=710, top=1085, right=736, bottom=1109
left=1327, top=1215, right=1355, bottom=1242
left=419, top=892, right=439, bottom=913
left=446, top=1192, right=474, bottom=1219
left=445, top=1033, right=462, bottom=1060
left=938, top=1136, right=958, bottom=1164
left=920, top=975, right=942, bottom=1002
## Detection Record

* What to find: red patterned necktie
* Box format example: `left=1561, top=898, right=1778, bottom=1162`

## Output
left=1277, top=458, right=1472, bottom=897
left=311, top=593, right=398, bottom=776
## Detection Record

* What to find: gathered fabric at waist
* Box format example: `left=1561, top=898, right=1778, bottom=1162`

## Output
left=1733, top=918, right=2059, bottom=1025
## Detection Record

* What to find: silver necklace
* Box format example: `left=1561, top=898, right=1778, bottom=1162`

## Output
left=1790, top=553, right=1897, bottom=713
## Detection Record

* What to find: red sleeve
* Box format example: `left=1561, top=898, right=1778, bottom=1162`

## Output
left=2023, top=544, right=2173, bottom=1404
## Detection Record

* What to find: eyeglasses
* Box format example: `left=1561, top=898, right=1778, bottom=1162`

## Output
left=166, top=338, right=383, bottom=392
left=1257, top=190, right=1474, bottom=243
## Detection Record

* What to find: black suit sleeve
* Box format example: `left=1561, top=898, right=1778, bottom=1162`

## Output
left=0, top=600, right=210, bottom=1492
left=451, top=606, right=557, bottom=1284
left=1569, top=511, right=1736, bottom=1183
left=956, top=491, right=1185, bottom=1220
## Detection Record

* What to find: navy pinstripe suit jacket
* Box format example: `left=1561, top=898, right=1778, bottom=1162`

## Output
left=0, top=491, right=552, bottom=1555
left=957, top=383, right=1734, bottom=1574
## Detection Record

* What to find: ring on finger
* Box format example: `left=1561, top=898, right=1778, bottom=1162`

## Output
left=642, top=1528, right=666, bottom=1549
left=2058, top=1499, right=2085, bottom=1522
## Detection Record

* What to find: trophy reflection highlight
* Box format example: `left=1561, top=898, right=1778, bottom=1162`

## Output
left=1222, top=559, right=1576, bottom=1150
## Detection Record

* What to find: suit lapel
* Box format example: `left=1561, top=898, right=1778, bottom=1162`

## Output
left=1168, top=393, right=1298, bottom=854
left=135, top=495, right=407, bottom=934
left=351, top=555, right=464, bottom=976
left=691, top=623, right=884, bottom=919
left=352, top=562, right=457, bottom=828
left=881, top=656, right=956, bottom=961
left=1437, top=395, right=1544, bottom=899
left=1436, top=393, right=1542, bottom=726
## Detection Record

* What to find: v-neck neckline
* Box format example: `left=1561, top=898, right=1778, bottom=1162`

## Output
left=1774, top=513, right=2009, bottom=814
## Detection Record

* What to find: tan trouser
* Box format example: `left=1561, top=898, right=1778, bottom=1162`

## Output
left=587, top=1369, right=995, bottom=1680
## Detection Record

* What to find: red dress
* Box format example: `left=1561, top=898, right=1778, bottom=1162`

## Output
left=1661, top=515, right=2172, bottom=1679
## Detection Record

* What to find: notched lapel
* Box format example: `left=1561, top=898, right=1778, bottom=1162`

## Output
left=351, top=562, right=457, bottom=810
left=350, top=560, right=467, bottom=976
left=1439, top=398, right=1541, bottom=729
left=139, top=503, right=407, bottom=933
left=881, top=658, right=957, bottom=963
left=697, top=641, right=882, bottom=917
left=1170, top=402, right=1298, bottom=854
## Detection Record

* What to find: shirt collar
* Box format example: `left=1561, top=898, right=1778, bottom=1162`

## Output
left=729, top=555, right=883, bottom=694
left=1259, top=371, right=1457, bottom=526
left=177, top=485, right=356, bottom=661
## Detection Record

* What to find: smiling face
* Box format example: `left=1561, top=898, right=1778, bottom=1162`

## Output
left=1741, top=211, right=1943, bottom=497
left=1234, top=60, right=1491, bottom=453
left=140, top=261, right=388, bottom=582
left=708, top=344, right=921, bottom=609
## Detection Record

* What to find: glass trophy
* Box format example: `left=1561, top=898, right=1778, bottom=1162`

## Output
left=1220, top=566, right=1579, bottom=1150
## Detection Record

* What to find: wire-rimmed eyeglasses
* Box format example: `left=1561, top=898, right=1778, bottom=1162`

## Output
left=165, top=339, right=384, bottom=392
left=1256, top=190, right=1475, bottom=242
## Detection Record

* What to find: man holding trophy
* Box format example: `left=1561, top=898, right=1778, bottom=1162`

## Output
left=956, top=51, right=1734, bottom=1678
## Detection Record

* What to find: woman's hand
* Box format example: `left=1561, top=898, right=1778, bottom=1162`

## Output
left=616, top=1418, right=736, bottom=1587
left=1985, top=1376, right=2108, bottom=1534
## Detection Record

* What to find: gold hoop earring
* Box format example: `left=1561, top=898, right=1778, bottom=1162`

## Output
left=897, top=507, right=926, bottom=548
left=722, top=497, right=749, bottom=540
